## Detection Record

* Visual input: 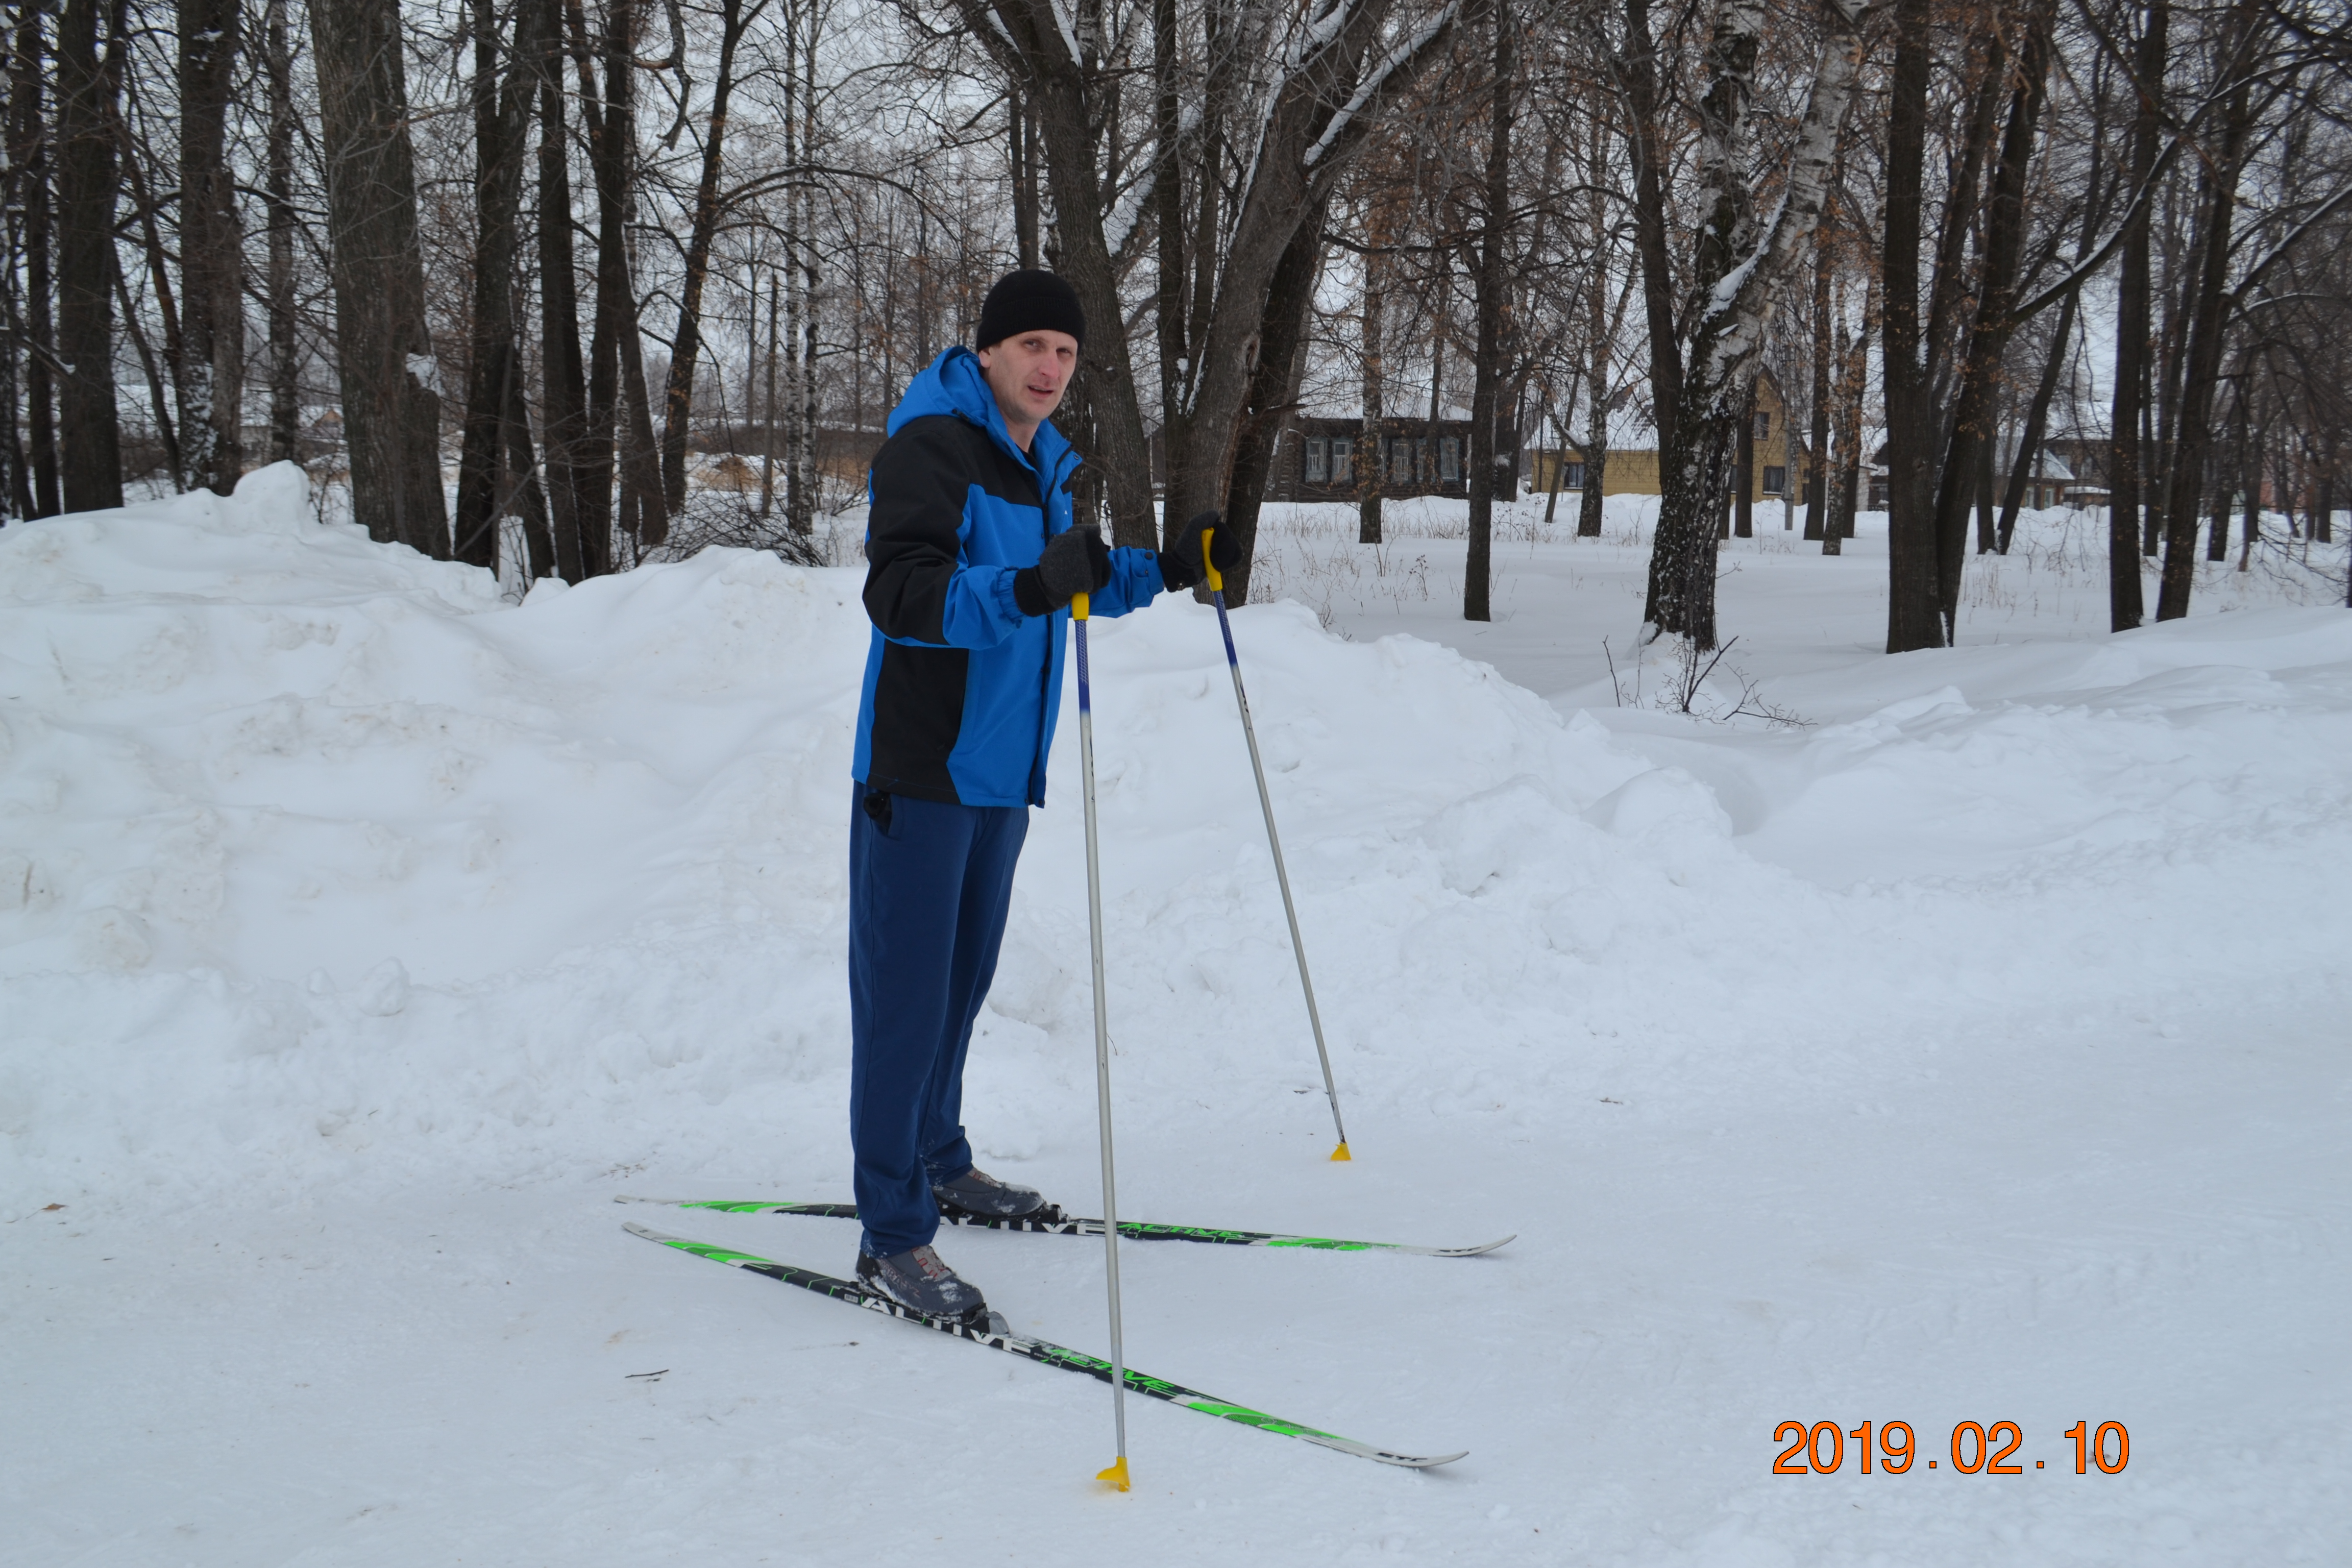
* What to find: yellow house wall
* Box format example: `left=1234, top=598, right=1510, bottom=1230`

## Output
left=1527, top=377, right=1813, bottom=501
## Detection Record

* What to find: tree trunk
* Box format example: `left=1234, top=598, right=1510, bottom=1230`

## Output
left=178, top=0, right=243, bottom=495
left=1359, top=191, right=1392, bottom=544
left=2108, top=0, right=2165, bottom=630
left=2154, top=3, right=2257, bottom=621
left=760, top=271, right=777, bottom=518
left=10, top=0, right=62, bottom=517
left=2236, top=421, right=2260, bottom=570
left=1824, top=270, right=1872, bottom=555
left=2148, top=188, right=2196, bottom=560
left=656, top=0, right=751, bottom=518
left=311, top=0, right=447, bottom=552
left=1882, top=5, right=2004, bottom=644
left=582, top=0, right=664, bottom=557
left=1732, top=383, right=1754, bottom=538
left=791, top=12, right=815, bottom=536
left=1879, top=0, right=1937, bottom=649
left=1220, top=199, right=1324, bottom=607
left=1803, top=233, right=1831, bottom=540
left=2209, top=393, right=2244, bottom=562
left=264, top=0, right=300, bottom=465
left=779, top=22, right=803, bottom=529
left=1, top=263, right=17, bottom=523
left=1541, top=386, right=1567, bottom=525
left=1578, top=378, right=1608, bottom=537
left=1621, top=0, right=1680, bottom=451
left=535, top=0, right=592, bottom=578
left=1578, top=162, right=1608, bottom=540
left=113, top=259, right=179, bottom=478
left=2202, top=441, right=2232, bottom=564
left=500, top=350, right=554, bottom=577
left=1152, top=0, right=1186, bottom=509
left=1782, top=379, right=1799, bottom=530
left=454, top=0, right=544, bottom=570
left=1974, top=436, right=1997, bottom=552
left=610, top=6, right=666, bottom=553
left=1996, top=285, right=2075, bottom=552
left=1465, top=0, right=1514, bottom=624
left=1925, top=0, right=2055, bottom=632
left=53, top=0, right=126, bottom=511
left=119, top=144, right=186, bottom=490
left=1643, top=0, right=1865, bottom=648
left=1, top=170, right=17, bottom=521
left=1011, top=91, right=1039, bottom=270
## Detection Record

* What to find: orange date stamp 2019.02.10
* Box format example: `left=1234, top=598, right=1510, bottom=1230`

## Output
left=1774, top=1420, right=2130, bottom=1476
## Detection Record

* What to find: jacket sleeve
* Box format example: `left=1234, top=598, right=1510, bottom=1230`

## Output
left=864, top=421, right=1028, bottom=649
left=1084, top=547, right=1167, bottom=619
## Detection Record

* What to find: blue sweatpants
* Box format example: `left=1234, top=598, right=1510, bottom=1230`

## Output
left=847, top=783, right=1030, bottom=1258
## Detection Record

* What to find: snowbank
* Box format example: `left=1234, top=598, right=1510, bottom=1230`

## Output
left=4, top=469, right=2348, bottom=1214
left=5, top=470, right=2348, bottom=1563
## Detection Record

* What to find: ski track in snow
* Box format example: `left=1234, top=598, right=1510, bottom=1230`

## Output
left=2, top=469, right=2346, bottom=1564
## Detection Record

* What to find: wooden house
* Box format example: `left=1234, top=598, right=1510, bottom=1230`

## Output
left=1268, top=412, right=1520, bottom=503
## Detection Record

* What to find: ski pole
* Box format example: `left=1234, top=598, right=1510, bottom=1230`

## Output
left=1199, top=527, right=1352, bottom=1162
left=1070, top=589, right=1132, bottom=1492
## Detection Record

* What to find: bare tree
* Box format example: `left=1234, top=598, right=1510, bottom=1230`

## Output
left=657, top=0, right=767, bottom=518
left=53, top=0, right=125, bottom=511
left=1918, top=0, right=2060, bottom=638
left=309, top=0, right=447, bottom=552
left=261, top=0, right=302, bottom=466
left=1640, top=0, right=1867, bottom=649
left=534, top=0, right=593, bottom=578
left=7, top=0, right=63, bottom=518
left=1463, top=0, right=1514, bottom=622
left=178, top=0, right=243, bottom=494
left=452, top=0, right=548, bottom=572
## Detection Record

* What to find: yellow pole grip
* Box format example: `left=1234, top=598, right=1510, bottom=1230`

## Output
left=1071, top=591, right=1090, bottom=620
left=1202, top=528, right=1222, bottom=593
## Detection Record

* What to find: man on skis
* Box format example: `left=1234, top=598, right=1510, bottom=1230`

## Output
left=849, top=269, right=1234, bottom=1324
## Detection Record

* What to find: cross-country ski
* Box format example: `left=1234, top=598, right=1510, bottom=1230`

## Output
left=613, top=1195, right=1515, bottom=1256
left=625, top=1221, right=1467, bottom=1469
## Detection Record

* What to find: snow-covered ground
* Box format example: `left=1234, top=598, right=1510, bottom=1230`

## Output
left=4, top=470, right=2347, bottom=1564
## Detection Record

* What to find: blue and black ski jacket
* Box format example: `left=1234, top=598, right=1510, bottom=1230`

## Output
left=852, top=347, right=1164, bottom=808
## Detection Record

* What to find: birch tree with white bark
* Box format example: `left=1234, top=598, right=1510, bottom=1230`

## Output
left=1640, top=0, right=1865, bottom=651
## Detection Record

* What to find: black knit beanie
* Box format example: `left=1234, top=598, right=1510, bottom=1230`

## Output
left=975, top=270, right=1087, bottom=350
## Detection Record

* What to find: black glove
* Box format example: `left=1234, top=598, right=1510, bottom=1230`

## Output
left=1158, top=509, right=1241, bottom=592
left=1013, top=525, right=1112, bottom=616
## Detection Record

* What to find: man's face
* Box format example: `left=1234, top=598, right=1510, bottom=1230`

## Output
left=976, top=330, right=1080, bottom=432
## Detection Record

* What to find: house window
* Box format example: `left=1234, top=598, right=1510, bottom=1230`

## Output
left=1564, top=461, right=1587, bottom=491
left=1391, top=438, right=1413, bottom=484
left=1415, top=438, right=1432, bottom=483
left=1305, top=437, right=1329, bottom=484
left=1330, top=438, right=1353, bottom=485
left=1761, top=465, right=1787, bottom=495
left=1753, top=412, right=1771, bottom=442
left=1439, top=436, right=1461, bottom=484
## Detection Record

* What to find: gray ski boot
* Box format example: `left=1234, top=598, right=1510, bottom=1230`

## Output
left=855, top=1243, right=990, bottom=1325
left=932, top=1167, right=1058, bottom=1221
